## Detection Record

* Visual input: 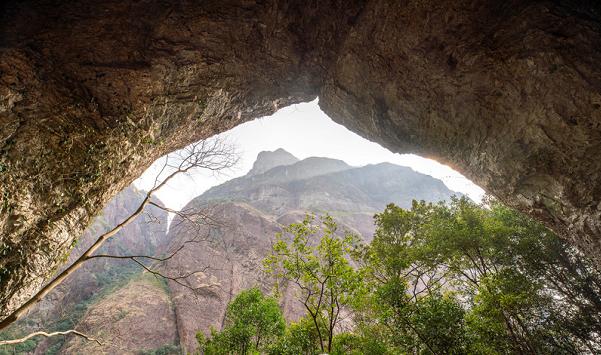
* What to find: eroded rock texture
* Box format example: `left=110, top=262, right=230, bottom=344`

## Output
left=1, top=0, right=600, bottom=322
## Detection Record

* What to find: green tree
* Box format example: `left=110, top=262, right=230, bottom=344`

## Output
left=268, top=315, right=321, bottom=355
left=420, top=197, right=601, bottom=353
left=330, top=331, right=390, bottom=355
left=353, top=201, right=468, bottom=354
left=198, top=199, right=601, bottom=354
left=197, top=287, right=284, bottom=354
left=358, top=197, right=601, bottom=354
left=264, top=214, right=363, bottom=354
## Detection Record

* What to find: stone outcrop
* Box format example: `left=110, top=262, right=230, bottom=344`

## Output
left=59, top=276, right=179, bottom=355
left=1, top=0, right=601, bottom=324
left=248, top=148, right=299, bottom=176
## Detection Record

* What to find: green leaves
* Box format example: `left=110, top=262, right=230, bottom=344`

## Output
left=198, top=288, right=284, bottom=355
left=203, top=200, right=601, bottom=354
left=357, top=196, right=601, bottom=354
left=264, top=214, right=362, bottom=353
left=268, top=315, right=321, bottom=355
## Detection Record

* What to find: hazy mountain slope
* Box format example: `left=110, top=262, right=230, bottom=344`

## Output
left=295, top=162, right=459, bottom=210
left=197, top=152, right=458, bottom=237
left=202, top=156, right=351, bottom=206
left=164, top=149, right=460, bottom=352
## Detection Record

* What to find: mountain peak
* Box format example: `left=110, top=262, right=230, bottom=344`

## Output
left=248, top=148, right=299, bottom=176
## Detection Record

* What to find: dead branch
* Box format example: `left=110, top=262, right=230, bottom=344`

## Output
left=83, top=200, right=223, bottom=297
left=0, top=329, right=101, bottom=346
left=88, top=252, right=219, bottom=292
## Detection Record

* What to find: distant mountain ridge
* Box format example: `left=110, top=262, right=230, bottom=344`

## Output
left=207, top=153, right=351, bottom=201
left=163, top=149, right=461, bottom=351
left=201, top=149, right=456, bottom=215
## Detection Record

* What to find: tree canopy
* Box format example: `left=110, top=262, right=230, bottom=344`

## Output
left=198, top=198, right=601, bottom=354
left=197, top=287, right=285, bottom=355
left=353, top=197, right=601, bottom=354
left=263, top=214, right=363, bottom=353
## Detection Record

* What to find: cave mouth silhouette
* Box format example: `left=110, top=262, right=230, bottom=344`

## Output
left=1, top=0, right=600, bottom=325
left=134, top=100, right=485, bottom=214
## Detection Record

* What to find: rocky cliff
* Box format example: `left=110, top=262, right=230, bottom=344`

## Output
left=161, top=149, right=460, bottom=353
left=247, top=148, right=299, bottom=176
left=0, top=149, right=459, bottom=354
left=0, top=186, right=175, bottom=354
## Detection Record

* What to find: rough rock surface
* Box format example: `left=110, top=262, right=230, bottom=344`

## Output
left=1, top=0, right=601, bottom=324
left=59, top=275, right=178, bottom=355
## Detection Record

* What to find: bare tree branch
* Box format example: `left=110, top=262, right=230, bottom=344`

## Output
left=0, top=137, right=238, bottom=331
left=0, top=329, right=101, bottom=346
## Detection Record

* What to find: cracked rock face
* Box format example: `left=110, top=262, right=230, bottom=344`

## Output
left=1, top=0, right=600, bottom=322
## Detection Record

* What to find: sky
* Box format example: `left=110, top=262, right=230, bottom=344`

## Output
left=135, top=100, right=485, bottom=210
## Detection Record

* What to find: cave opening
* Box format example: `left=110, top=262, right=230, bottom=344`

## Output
left=2, top=1, right=601, bottom=350
left=135, top=99, right=485, bottom=215
left=0, top=99, right=493, bottom=353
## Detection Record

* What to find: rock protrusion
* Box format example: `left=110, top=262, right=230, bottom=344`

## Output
left=248, top=149, right=299, bottom=176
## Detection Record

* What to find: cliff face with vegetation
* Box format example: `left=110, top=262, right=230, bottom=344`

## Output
left=166, top=150, right=460, bottom=352
left=0, top=186, right=175, bottom=354
left=1, top=150, right=459, bottom=353
left=1, top=1, right=601, bottom=321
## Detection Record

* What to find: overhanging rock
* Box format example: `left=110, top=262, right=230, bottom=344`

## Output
left=1, top=0, right=600, bottom=322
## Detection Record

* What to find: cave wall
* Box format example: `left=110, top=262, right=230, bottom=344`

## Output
left=320, top=1, right=601, bottom=254
left=1, top=0, right=600, bottom=322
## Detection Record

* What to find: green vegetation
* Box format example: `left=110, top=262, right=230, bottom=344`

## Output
left=44, top=267, right=143, bottom=355
left=0, top=337, right=36, bottom=355
left=264, top=215, right=363, bottom=354
left=352, top=198, right=601, bottom=353
left=199, top=198, right=601, bottom=354
left=139, top=344, right=181, bottom=355
left=0, top=263, right=141, bottom=354
left=197, top=288, right=285, bottom=354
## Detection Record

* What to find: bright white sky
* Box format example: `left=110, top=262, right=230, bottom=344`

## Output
left=135, top=100, right=484, bottom=210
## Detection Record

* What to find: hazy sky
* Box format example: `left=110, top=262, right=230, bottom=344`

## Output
left=135, top=100, right=484, bottom=210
